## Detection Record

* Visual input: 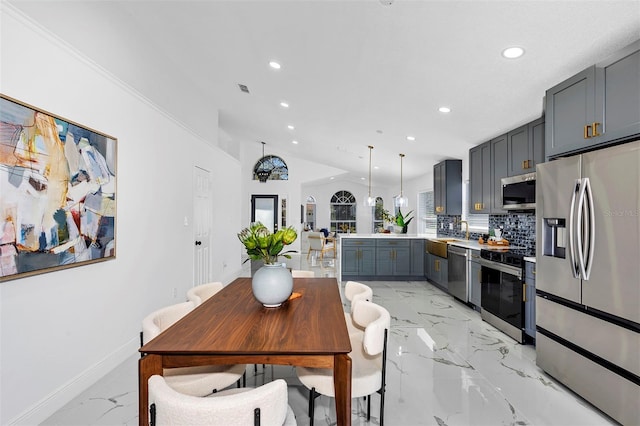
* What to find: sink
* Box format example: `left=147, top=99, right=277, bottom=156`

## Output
left=427, top=239, right=451, bottom=258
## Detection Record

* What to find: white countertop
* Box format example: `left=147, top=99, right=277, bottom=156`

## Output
left=338, top=233, right=433, bottom=239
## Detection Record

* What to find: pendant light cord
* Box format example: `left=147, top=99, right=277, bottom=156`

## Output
left=399, top=153, right=405, bottom=197
left=368, top=145, right=374, bottom=198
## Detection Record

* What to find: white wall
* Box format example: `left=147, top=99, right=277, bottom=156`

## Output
left=239, top=143, right=345, bottom=253
left=0, top=6, right=242, bottom=424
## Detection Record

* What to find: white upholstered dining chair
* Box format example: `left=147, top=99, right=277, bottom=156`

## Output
left=343, top=281, right=373, bottom=337
left=141, top=302, right=247, bottom=397
left=186, top=281, right=224, bottom=306
left=148, top=376, right=297, bottom=426
left=296, top=300, right=390, bottom=426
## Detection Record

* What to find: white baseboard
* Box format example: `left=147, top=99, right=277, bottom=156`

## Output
left=8, top=338, right=139, bottom=426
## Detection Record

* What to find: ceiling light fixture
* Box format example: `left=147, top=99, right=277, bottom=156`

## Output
left=269, top=61, right=281, bottom=69
left=280, top=101, right=289, bottom=108
left=502, top=46, right=525, bottom=59
left=292, top=140, right=298, bottom=145
left=406, top=136, right=415, bottom=141
left=364, top=145, right=376, bottom=207
left=287, top=125, right=294, bottom=130
left=438, top=106, right=451, bottom=113
left=255, top=141, right=271, bottom=183
left=395, top=153, right=408, bottom=208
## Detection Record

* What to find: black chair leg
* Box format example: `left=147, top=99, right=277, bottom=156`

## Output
left=308, top=387, right=317, bottom=426
left=367, top=393, right=371, bottom=421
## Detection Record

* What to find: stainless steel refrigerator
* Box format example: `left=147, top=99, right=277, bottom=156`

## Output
left=536, top=140, right=640, bottom=425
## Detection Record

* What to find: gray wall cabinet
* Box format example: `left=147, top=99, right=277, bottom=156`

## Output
left=434, top=159, right=462, bottom=215
left=490, top=134, right=508, bottom=214
left=546, top=40, right=640, bottom=159
left=469, top=142, right=491, bottom=214
left=507, top=117, right=545, bottom=177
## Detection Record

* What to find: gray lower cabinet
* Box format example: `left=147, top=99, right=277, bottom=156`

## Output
left=342, top=238, right=425, bottom=280
left=469, top=249, right=481, bottom=310
left=426, top=253, right=448, bottom=290
left=341, top=239, right=376, bottom=277
left=524, top=261, right=536, bottom=339
left=411, top=240, right=425, bottom=276
left=545, top=40, right=640, bottom=159
left=376, top=240, right=411, bottom=276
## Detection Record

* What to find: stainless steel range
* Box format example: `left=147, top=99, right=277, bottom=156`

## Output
left=479, top=248, right=529, bottom=343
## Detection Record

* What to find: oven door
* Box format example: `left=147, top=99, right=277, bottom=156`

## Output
left=480, top=260, right=524, bottom=342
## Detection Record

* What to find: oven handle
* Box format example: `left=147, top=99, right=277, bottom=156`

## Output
left=479, top=259, right=522, bottom=279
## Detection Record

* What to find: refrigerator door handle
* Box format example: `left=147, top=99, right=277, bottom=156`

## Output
left=583, top=178, right=595, bottom=280
left=568, top=179, right=581, bottom=278
left=576, top=177, right=589, bottom=279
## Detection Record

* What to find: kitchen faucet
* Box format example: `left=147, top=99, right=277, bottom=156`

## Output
left=460, top=220, right=469, bottom=240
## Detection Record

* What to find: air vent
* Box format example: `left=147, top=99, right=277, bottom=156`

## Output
left=238, top=84, right=250, bottom=93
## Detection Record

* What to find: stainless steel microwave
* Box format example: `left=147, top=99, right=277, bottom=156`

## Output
left=502, top=172, right=536, bottom=210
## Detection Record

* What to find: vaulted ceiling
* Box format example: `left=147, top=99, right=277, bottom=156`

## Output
left=8, top=0, right=640, bottom=184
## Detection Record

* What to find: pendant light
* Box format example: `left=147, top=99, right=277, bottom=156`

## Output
left=395, top=153, right=408, bottom=208
left=255, top=141, right=271, bottom=183
left=364, top=145, right=376, bottom=207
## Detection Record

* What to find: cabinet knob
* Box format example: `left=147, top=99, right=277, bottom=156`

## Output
left=195, top=241, right=202, bottom=246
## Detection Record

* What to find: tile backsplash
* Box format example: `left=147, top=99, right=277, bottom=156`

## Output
left=437, top=212, right=536, bottom=255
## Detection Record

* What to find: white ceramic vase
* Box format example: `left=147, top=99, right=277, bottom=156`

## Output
left=252, top=263, right=293, bottom=308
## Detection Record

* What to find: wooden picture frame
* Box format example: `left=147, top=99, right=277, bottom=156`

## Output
left=0, top=94, right=117, bottom=281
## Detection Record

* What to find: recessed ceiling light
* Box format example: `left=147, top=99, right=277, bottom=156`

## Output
left=374, top=166, right=380, bottom=170
left=439, top=106, right=451, bottom=113
left=287, top=125, right=294, bottom=130
left=406, top=136, right=415, bottom=141
left=330, top=176, right=335, bottom=180
left=502, top=46, right=525, bottom=59
left=269, top=61, right=281, bottom=69
left=280, top=102, right=289, bottom=108
left=292, top=140, right=298, bottom=145
left=360, top=177, right=366, bottom=180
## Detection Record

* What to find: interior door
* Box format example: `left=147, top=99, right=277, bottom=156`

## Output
left=251, top=195, right=278, bottom=233
left=194, top=166, right=212, bottom=285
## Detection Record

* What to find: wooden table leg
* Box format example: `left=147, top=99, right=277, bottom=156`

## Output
left=334, top=353, right=352, bottom=426
left=139, top=354, right=162, bottom=426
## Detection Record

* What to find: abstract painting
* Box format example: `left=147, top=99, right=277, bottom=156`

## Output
left=0, top=95, right=116, bottom=281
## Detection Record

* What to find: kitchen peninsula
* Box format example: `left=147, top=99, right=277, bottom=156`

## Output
left=339, top=234, right=429, bottom=281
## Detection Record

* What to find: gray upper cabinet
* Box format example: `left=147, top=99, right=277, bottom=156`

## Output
left=469, top=142, right=491, bottom=214
left=507, top=117, right=545, bottom=176
left=546, top=40, right=640, bottom=159
left=434, top=159, right=462, bottom=215
left=490, top=134, right=508, bottom=214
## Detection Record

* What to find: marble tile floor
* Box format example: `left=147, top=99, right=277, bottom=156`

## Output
left=43, top=278, right=616, bottom=426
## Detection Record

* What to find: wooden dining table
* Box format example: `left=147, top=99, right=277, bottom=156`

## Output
left=138, top=276, right=353, bottom=425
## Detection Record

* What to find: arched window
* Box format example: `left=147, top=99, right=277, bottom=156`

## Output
left=330, top=190, right=356, bottom=233
left=373, top=197, right=384, bottom=232
left=253, top=155, right=288, bottom=181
